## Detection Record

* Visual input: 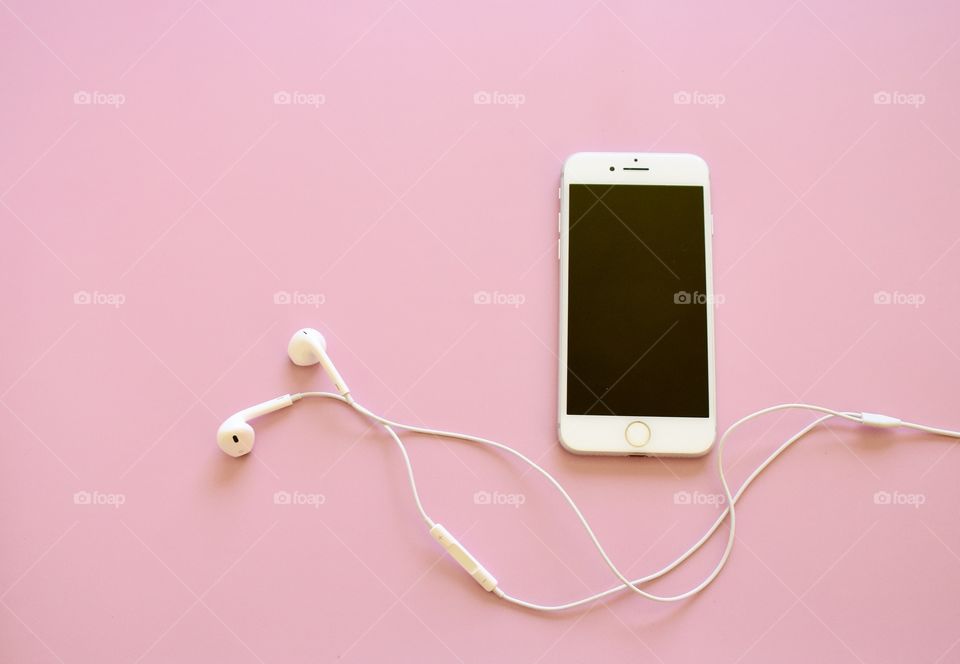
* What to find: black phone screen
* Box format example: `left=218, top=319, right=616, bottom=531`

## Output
left=566, top=183, right=709, bottom=417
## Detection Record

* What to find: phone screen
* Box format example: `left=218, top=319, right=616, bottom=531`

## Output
left=566, top=183, right=709, bottom=418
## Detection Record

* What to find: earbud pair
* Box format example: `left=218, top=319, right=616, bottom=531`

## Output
left=216, top=328, right=348, bottom=457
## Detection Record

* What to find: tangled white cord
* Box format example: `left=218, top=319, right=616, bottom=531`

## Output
left=288, top=392, right=959, bottom=611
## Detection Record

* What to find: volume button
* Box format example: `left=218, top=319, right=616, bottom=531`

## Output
left=558, top=212, right=561, bottom=233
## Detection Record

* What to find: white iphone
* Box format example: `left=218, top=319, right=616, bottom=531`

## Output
left=558, top=152, right=716, bottom=456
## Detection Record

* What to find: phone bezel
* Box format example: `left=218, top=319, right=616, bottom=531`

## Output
left=558, top=152, right=716, bottom=456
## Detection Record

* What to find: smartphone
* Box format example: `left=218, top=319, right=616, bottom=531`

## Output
left=558, top=153, right=716, bottom=456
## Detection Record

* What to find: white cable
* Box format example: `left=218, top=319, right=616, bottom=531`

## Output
left=295, top=392, right=958, bottom=609
left=900, top=420, right=960, bottom=439
left=293, top=392, right=435, bottom=528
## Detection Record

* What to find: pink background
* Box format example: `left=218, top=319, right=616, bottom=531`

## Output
left=3, top=1, right=960, bottom=662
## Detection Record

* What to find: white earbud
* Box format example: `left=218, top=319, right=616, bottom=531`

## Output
left=217, top=328, right=349, bottom=457
left=287, top=328, right=350, bottom=396
left=216, top=394, right=296, bottom=457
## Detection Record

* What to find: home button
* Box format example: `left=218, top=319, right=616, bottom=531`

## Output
left=625, top=421, right=651, bottom=447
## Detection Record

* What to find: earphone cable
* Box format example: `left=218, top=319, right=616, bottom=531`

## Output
left=296, top=393, right=907, bottom=608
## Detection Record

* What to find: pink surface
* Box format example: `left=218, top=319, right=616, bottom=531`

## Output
left=3, top=1, right=960, bottom=662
